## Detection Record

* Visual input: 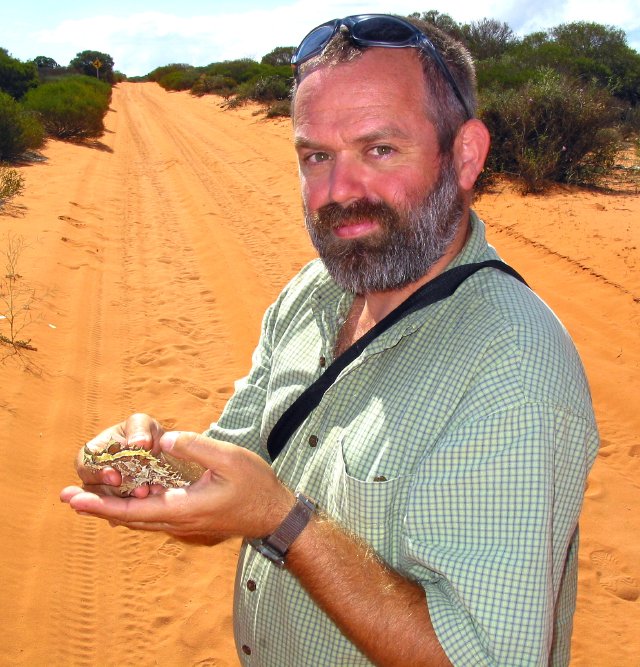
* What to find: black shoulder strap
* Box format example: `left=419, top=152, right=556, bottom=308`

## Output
left=266, top=260, right=527, bottom=461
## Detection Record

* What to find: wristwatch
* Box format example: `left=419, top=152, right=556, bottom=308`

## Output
left=249, top=492, right=317, bottom=568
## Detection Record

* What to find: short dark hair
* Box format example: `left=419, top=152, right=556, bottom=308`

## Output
left=292, top=17, right=476, bottom=153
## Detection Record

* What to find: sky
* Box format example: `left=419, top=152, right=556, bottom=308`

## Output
left=2, top=0, right=639, bottom=77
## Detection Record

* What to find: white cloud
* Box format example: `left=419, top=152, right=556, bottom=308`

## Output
left=29, top=0, right=640, bottom=76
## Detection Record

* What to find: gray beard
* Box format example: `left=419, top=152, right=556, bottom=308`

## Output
left=304, top=155, right=463, bottom=294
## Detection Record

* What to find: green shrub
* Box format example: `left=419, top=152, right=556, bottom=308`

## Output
left=480, top=69, right=621, bottom=192
left=203, top=59, right=263, bottom=84
left=22, top=76, right=111, bottom=139
left=0, top=91, right=44, bottom=160
left=0, top=48, right=39, bottom=99
left=247, top=75, right=290, bottom=102
left=224, top=95, right=246, bottom=109
left=157, top=67, right=200, bottom=91
left=191, top=74, right=236, bottom=97
left=0, top=166, right=24, bottom=208
left=232, top=75, right=291, bottom=106
left=148, top=63, right=190, bottom=82
left=476, top=56, right=540, bottom=91
left=265, top=99, right=291, bottom=118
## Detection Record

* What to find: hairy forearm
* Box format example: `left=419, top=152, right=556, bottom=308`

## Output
left=286, top=513, right=452, bottom=667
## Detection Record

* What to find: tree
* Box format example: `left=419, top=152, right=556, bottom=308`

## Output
left=33, top=56, right=60, bottom=69
left=408, top=11, right=464, bottom=42
left=261, top=46, right=296, bottom=67
left=551, top=22, right=640, bottom=105
left=69, top=50, right=115, bottom=84
left=461, top=18, right=518, bottom=61
left=0, top=48, right=38, bottom=99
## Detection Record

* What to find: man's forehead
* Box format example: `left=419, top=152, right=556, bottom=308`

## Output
left=294, top=123, right=414, bottom=149
left=293, top=49, right=427, bottom=119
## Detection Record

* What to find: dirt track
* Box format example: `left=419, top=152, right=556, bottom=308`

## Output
left=1, top=82, right=638, bottom=665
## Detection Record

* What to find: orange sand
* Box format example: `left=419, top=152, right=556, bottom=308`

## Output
left=1, top=82, right=638, bottom=666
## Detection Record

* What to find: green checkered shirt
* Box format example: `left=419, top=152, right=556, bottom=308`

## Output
left=205, top=213, right=598, bottom=666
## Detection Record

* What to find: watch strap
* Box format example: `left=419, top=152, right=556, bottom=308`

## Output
left=250, top=492, right=316, bottom=567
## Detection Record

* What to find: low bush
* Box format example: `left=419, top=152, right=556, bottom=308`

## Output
left=157, top=67, right=200, bottom=91
left=0, top=165, right=24, bottom=208
left=265, top=99, right=291, bottom=118
left=22, top=76, right=111, bottom=139
left=0, top=91, right=45, bottom=160
left=191, top=74, right=235, bottom=98
left=244, top=75, right=291, bottom=103
left=481, top=69, right=621, bottom=192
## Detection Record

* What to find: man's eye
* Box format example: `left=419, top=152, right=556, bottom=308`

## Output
left=371, top=145, right=394, bottom=157
left=306, top=152, right=331, bottom=164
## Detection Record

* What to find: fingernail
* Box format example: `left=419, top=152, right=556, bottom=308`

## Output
left=160, top=431, right=179, bottom=451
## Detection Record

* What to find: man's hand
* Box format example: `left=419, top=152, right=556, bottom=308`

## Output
left=66, top=413, right=166, bottom=498
left=61, top=431, right=294, bottom=543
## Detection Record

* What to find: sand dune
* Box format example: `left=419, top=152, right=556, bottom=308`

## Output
left=1, top=82, right=638, bottom=665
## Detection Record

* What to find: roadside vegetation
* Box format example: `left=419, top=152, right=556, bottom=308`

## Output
left=0, top=47, right=116, bottom=160
left=1, top=14, right=639, bottom=194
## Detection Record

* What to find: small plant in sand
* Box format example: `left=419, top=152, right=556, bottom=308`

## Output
left=0, top=166, right=24, bottom=209
left=0, top=232, right=37, bottom=356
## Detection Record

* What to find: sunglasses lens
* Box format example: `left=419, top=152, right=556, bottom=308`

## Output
left=351, top=16, right=416, bottom=44
left=296, top=24, right=337, bottom=63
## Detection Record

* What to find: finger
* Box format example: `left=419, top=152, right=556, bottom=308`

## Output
left=160, top=431, right=232, bottom=471
left=75, top=445, right=123, bottom=487
left=61, top=482, right=129, bottom=500
left=84, top=423, right=126, bottom=452
left=108, top=519, right=173, bottom=532
left=67, top=487, right=187, bottom=523
left=60, top=485, right=85, bottom=502
left=124, top=413, right=164, bottom=451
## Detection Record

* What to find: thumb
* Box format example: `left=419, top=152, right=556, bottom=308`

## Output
left=159, top=430, right=227, bottom=471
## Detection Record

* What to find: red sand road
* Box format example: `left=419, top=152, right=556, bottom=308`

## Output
left=1, top=82, right=638, bottom=665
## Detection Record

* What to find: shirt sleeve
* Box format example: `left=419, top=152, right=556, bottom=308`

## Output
left=203, top=299, right=277, bottom=459
left=400, top=403, right=598, bottom=666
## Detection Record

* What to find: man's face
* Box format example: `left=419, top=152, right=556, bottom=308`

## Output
left=293, top=48, right=463, bottom=293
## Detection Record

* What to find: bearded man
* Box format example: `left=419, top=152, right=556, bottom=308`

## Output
left=62, top=15, right=598, bottom=666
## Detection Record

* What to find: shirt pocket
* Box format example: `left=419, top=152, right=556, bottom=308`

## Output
left=321, top=436, right=413, bottom=559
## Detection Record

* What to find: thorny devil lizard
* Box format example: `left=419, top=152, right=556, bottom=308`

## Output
left=83, top=437, right=205, bottom=495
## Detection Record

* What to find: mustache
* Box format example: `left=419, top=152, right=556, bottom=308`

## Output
left=313, top=199, right=401, bottom=231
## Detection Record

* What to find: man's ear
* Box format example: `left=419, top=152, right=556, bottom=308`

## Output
left=453, top=119, right=491, bottom=191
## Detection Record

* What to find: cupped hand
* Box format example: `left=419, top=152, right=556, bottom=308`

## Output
left=67, top=413, right=166, bottom=499
left=61, top=431, right=294, bottom=543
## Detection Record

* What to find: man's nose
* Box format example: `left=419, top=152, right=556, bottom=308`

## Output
left=328, top=156, right=368, bottom=206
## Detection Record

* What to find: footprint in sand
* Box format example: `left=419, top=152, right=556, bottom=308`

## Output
left=169, top=377, right=211, bottom=400
left=135, top=350, right=155, bottom=365
left=159, top=317, right=193, bottom=336
left=590, top=550, right=640, bottom=601
left=58, top=215, right=86, bottom=228
left=157, top=540, right=184, bottom=558
left=129, top=559, right=169, bottom=586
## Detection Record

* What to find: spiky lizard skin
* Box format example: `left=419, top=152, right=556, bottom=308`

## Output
left=83, top=437, right=204, bottom=495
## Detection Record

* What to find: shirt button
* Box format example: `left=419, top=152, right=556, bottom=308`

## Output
left=308, top=435, right=318, bottom=448
left=373, top=475, right=387, bottom=482
left=319, top=356, right=326, bottom=367
left=242, top=644, right=252, bottom=655
left=246, top=579, right=256, bottom=591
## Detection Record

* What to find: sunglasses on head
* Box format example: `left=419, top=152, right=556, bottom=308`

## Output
left=291, top=14, right=473, bottom=120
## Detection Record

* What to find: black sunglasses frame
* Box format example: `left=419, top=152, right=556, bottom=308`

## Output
left=291, top=14, right=473, bottom=120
